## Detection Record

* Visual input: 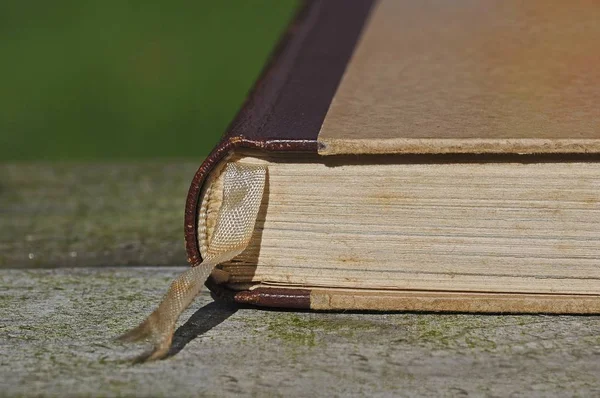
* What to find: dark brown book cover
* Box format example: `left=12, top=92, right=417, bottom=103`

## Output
left=184, top=0, right=375, bottom=267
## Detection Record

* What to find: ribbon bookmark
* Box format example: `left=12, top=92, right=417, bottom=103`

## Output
left=118, top=162, right=267, bottom=361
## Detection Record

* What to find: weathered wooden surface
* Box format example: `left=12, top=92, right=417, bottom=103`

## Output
left=2, top=267, right=599, bottom=397
left=0, top=163, right=198, bottom=268
left=2, top=163, right=599, bottom=396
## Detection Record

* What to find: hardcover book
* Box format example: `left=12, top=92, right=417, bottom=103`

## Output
left=122, top=0, right=600, bottom=360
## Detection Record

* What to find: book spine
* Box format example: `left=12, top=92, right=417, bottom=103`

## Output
left=184, top=0, right=375, bottom=266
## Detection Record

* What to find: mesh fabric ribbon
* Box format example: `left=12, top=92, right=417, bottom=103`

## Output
left=118, top=162, right=267, bottom=361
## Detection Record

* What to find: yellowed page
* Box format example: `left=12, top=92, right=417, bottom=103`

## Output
left=214, top=154, right=600, bottom=296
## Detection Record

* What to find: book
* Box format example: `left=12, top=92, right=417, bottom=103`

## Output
left=184, top=0, right=600, bottom=313
left=122, top=0, right=600, bottom=360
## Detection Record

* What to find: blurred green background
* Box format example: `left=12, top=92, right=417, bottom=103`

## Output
left=0, top=0, right=298, bottom=161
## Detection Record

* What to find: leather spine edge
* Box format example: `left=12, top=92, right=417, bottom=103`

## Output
left=184, top=138, right=317, bottom=266
left=234, top=288, right=311, bottom=309
left=184, top=0, right=322, bottom=266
